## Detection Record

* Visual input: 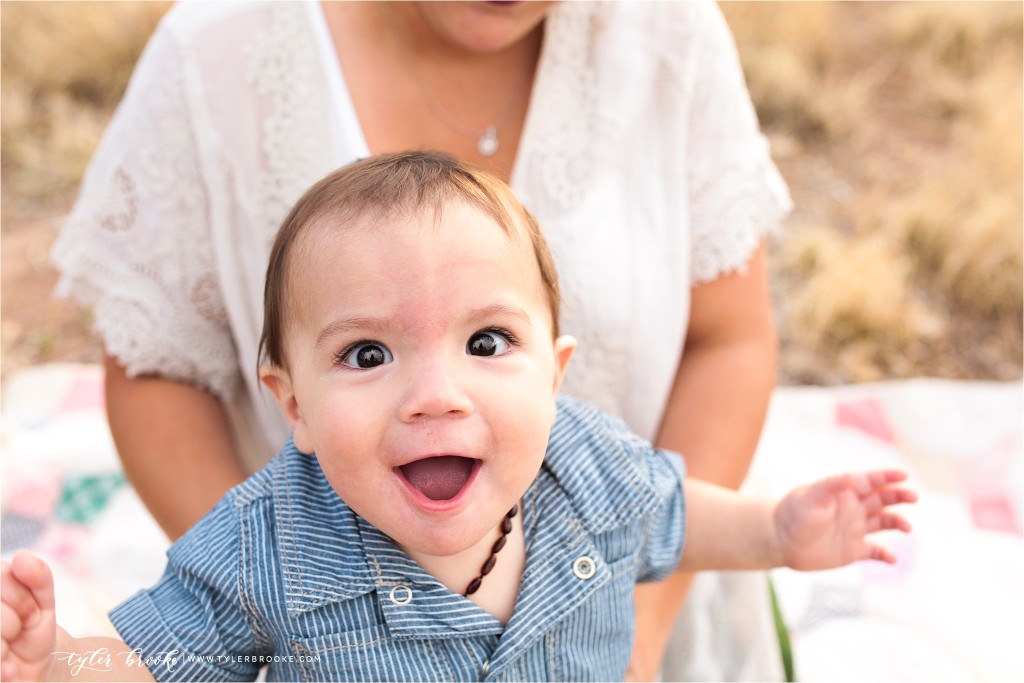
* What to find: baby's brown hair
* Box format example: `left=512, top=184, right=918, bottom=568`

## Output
left=259, top=151, right=561, bottom=369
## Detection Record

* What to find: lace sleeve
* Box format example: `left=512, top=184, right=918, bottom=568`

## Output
left=680, top=2, right=793, bottom=285
left=51, top=20, right=239, bottom=400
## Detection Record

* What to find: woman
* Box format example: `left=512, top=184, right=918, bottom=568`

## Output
left=53, top=2, right=790, bottom=679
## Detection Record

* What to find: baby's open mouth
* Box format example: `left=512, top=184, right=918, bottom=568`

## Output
left=398, top=456, right=478, bottom=501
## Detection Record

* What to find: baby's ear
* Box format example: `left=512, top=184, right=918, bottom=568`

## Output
left=259, top=365, right=314, bottom=453
left=551, top=335, right=577, bottom=395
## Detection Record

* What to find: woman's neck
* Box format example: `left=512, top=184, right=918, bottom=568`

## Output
left=321, top=0, right=542, bottom=183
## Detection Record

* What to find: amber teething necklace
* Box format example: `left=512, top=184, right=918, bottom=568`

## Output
left=464, top=505, right=518, bottom=596
left=383, top=6, right=533, bottom=158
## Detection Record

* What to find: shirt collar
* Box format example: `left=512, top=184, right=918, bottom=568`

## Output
left=272, top=440, right=377, bottom=615
left=543, top=394, right=663, bottom=533
left=272, top=395, right=662, bottom=619
left=484, top=395, right=666, bottom=673
left=272, top=440, right=506, bottom=635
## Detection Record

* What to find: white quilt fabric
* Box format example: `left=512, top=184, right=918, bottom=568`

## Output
left=2, top=364, right=1021, bottom=681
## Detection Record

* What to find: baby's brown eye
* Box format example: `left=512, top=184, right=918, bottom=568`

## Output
left=340, top=342, right=393, bottom=369
left=467, top=331, right=510, bottom=357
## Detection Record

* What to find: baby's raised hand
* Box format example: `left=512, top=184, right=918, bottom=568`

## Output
left=2, top=552, right=58, bottom=681
left=775, top=470, right=917, bottom=571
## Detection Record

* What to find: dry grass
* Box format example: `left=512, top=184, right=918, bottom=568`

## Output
left=0, top=1, right=170, bottom=212
left=0, top=2, right=1021, bottom=384
left=722, top=1, right=1023, bottom=383
left=0, top=2, right=171, bottom=374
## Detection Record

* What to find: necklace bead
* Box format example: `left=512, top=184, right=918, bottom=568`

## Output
left=464, top=505, right=518, bottom=596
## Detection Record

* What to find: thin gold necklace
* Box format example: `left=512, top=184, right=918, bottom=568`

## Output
left=383, top=6, right=534, bottom=157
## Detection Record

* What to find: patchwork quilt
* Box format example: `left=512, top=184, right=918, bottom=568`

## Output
left=1, top=363, right=1021, bottom=681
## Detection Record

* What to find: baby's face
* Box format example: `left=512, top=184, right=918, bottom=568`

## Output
left=263, top=202, right=574, bottom=559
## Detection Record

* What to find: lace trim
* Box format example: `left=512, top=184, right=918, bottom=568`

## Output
left=527, top=4, right=661, bottom=418
left=529, top=3, right=625, bottom=215
left=99, top=169, right=138, bottom=232
left=690, top=156, right=790, bottom=284
left=674, top=1, right=792, bottom=283
left=53, top=3, right=335, bottom=401
left=534, top=1, right=791, bottom=440
left=51, top=26, right=238, bottom=399
left=245, top=2, right=335, bottom=256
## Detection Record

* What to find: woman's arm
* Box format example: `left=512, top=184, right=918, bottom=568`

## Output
left=655, top=241, right=777, bottom=488
left=50, top=20, right=251, bottom=542
left=628, top=242, right=777, bottom=680
left=105, top=355, right=248, bottom=540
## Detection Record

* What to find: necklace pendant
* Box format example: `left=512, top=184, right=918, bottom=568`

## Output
left=477, top=127, right=499, bottom=157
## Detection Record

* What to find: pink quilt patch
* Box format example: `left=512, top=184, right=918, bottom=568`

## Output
left=3, top=469, right=62, bottom=518
left=960, top=437, right=1021, bottom=534
left=34, top=523, right=92, bottom=576
left=836, top=398, right=896, bottom=444
left=968, top=494, right=1022, bottom=535
left=55, top=374, right=105, bottom=414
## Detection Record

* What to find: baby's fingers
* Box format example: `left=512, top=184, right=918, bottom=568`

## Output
left=867, top=511, right=912, bottom=534
left=862, top=486, right=919, bottom=515
left=861, top=542, right=898, bottom=564
left=880, top=486, right=917, bottom=505
left=1, top=553, right=56, bottom=667
left=9, top=553, right=55, bottom=617
left=1, top=561, right=31, bottom=669
left=3, top=598, right=26, bottom=647
left=1, top=559, right=36, bottom=628
left=853, top=469, right=908, bottom=496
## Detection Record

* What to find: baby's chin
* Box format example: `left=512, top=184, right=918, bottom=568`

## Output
left=391, top=519, right=498, bottom=560
left=383, top=498, right=519, bottom=560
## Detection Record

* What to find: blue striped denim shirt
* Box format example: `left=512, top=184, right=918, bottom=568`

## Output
left=110, top=395, right=686, bottom=681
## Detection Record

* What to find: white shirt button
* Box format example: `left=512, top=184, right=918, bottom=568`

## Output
left=481, top=658, right=490, bottom=677
left=389, top=584, right=413, bottom=605
left=572, top=556, right=597, bottom=580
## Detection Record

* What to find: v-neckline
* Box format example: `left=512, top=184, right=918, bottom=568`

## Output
left=305, top=0, right=546, bottom=193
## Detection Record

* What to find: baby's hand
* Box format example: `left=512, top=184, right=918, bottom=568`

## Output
left=775, top=470, right=917, bottom=571
left=2, top=552, right=58, bottom=681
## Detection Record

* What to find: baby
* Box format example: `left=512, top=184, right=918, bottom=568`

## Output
left=1, top=152, right=916, bottom=682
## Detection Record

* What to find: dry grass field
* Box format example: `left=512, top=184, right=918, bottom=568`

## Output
left=721, top=1, right=1022, bottom=384
left=1, top=1, right=1021, bottom=385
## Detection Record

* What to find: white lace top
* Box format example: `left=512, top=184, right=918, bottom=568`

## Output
left=52, top=0, right=791, bottom=469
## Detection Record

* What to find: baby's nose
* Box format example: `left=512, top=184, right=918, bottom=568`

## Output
left=398, top=361, right=474, bottom=422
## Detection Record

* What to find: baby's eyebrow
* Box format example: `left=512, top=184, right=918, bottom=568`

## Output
left=314, top=317, right=395, bottom=348
left=466, top=303, right=532, bottom=326
left=314, top=304, right=533, bottom=348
